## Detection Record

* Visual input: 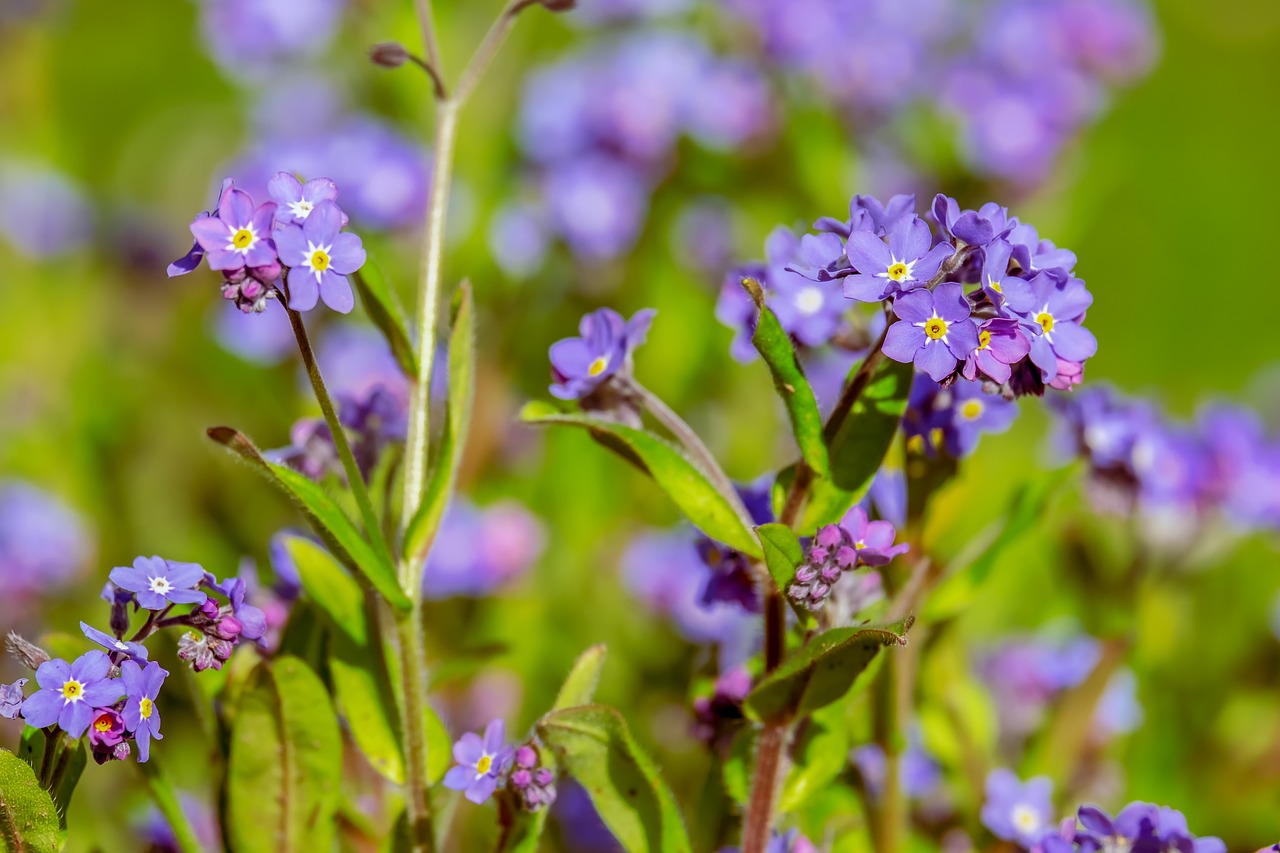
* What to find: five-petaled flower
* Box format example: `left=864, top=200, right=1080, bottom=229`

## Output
left=275, top=200, right=366, bottom=314
left=189, top=185, right=278, bottom=271
left=549, top=307, right=656, bottom=400
left=21, top=651, right=122, bottom=738
left=443, top=719, right=514, bottom=804
left=979, top=768, right=1054, bottom=848
left=1015, top=273, right=1098, bottom=384
left=268, top=172, right=344, bottom=227
left=882, top=283, right=979, bottom=381
left=838, top=506, right=909, bottom=567
left=122, top=659, right=168, bottom=763
left=80, top=621, right=149, bottom=662
left=842, top=216, right=953, bottom=302
left=109, top=556, right=208, bottom=611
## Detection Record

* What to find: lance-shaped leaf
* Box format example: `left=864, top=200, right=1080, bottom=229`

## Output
left=745, top=618, right=913, bottom=722
left=207, top=427, right=409, bottom=611
left=740, top=277, right=829, bottom=478
left=351, top=262, right=416, bottom=378
left=755, top=523, right=814, bottom=625
left=0, top=748, right=62, bottom=853
left=778, top=703, right=849, bottom=813
left=404, top=281, right=475, bottom=564
left=225, top=657, right=342, bottom=853
left=824, top=357, right=912, bottom=493
left=520, top=403, right=760, bottom=558
left=18, top=730, right=85, bottom=830
left=536, top=705, right=691, bottom=853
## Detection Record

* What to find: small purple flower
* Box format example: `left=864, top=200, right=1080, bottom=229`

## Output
left=882, top=283, right=980, bottom=381
left=692, top=666, right=752, bottom=744
left=0, top=678, right=26, bottom=719
left=443, top=719, right=514, bottom=804
left=422, top=500, right=546, bottom=599
left=269, top=418, right=341, bottom=482
left=177, top=631, right=232, bottom=673
left=839, top=506, right=909, bottom=567
left=980, top=769, right=1054, bottom=847
left=189, top=185, right=278, bottom=271
left=87, top=707, right=127, bottom=764
left=0, top=480, right=91, bottom=597
left=169, top=178, right=233, bottom=277
left=931, top=195, right=1015, bottom=248
left=211, top=577, right=268, bottom=641
left=549, top=308, right=656, bottom=400
left=1016, top=273, right=1098, bottom=383
left=843, top=216, right=953, bottom=302
left=110, top=556, right=208, bottom=611
left=275, top=199, right=365, bottom=314
left=978, top=239, right=1033, bottom=313
left=963, top=317, right=1031, bottom=384
left=267, top=172, right=342, bottom=226
left=944, top=381, right=1019, bottom=457
left=80, top=621, right=149, bottom=662
left=21, top=651, right=122, bottom=738
left=122, top=659, right=168, bottom=763
left=509, top=744, right=558, bottom=812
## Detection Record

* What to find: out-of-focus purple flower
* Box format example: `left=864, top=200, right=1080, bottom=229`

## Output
left=963, top=318, right=1031, bottom=385
left=268, top=418, right=341, bottom=481
left=882, top=283, right=979, bottom=381
left=543, top=157, right=650, bottom=261
left=0, top=480, right=91, bottom=597
left=488, top=200, right=550, bottom=279
left=137, top=794, right=222, bottom=852
left=944, top=381, right=1019, bottom=456
left=0, top=160, right=93, bottom=259
left=21, top=651, right=121, bottom=738
left=275, top=199, right=364, bottom=313
left=316, top=323, right=409, bottom=404
left=976, top=632, right=1102, bottom=740
left=683, top=59, right=774, bottom=151
left=865, top=465, right=907, bottom=529
left=268, top=531, right=303, bottom=601
left=194, top=0, right=344, bottom=81
left=0, top=678, right=27, bottom=719
left=763, top=829, right=818, bottom=853
left=551, top=780, right=624, bottom=853
left=109, top=557, right=208, bottom=611
left=549, top=307, right=655, bottom=401
left=443, top=719, right=513, bottom=804
left=980, top=769, right=1054, bottom=846
left=843, top=216, right=953, bottom=302
left=189, top=185, right=277, bottom=271
left=692, top=667, right=752, bottom=744
left=671, top=197, right=734, bottom=274
left=80, top=622, right=149, bottom=663
left=122, top=660, right=168, bottom=763
left=568, top=0, right=693, bottom=25
left=422, top=500, right=546, bottom=599
left=764, top=228, right=848, bottom=348
left=212, top=300, right=296, bottom=364
left=697, top=479, right=774, bottom=612
left=853, top=730, right=942, bottom=800
left=267, top=172, right=342, bottom=226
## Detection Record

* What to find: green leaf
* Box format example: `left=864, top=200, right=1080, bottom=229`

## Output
left=553, top=645, right=607, bottom=710
left=520, top=403, right=760, bottom=558
left=824, top=358, right=912, bottom=493
left=536, top=705, right=692, bottom=853
left=740, top=277, right=829, bottom=478
left=18, top=732, right=85, bottom=831
left=755, top=523, right=814, bottom=626
left=404, top=281, right=475, bottom=564
left=225, top=657, right=342, bottom=853
left=207, top=426, right=409, bottom=611
left=282, top=536, right=368, bottom=646
left=0, top=748, right=62, bottom=853
left=351, top=264, right=417, bottom=378
left=720, top=726, right=755, bottom=806
left=778, top=703, right=849, bottom=813
left=330, top=634, right=405, bottom=785
left=745, top=619, right=913, bottom=722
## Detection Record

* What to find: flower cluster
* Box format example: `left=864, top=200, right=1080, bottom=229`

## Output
left=787, top=507, right=908, bottom=611
left=720, top=0, right=1156, bottom=183
left=491, top=29, right=773, bottom=269
left=443, top=720, right=558, bottom=812
left=904, top=373, right=1020, bottom=459
left=170, top=174, right=366, bottom=315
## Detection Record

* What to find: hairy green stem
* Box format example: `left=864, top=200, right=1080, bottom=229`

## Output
left=742, top=720, right=788, bottom=853
left=37, top=729, right=62, bottom=788
left=396, top=602, right=437, bottom=853
left=139, top=760, right=206, bottom=853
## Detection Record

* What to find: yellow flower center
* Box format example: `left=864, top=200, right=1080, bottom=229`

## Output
left=989, top=279, right=1003, bottom=294
left=886, top=262, right=909, bottom=282
left=906, top=434, right=925, bottom=455
left=231, top=228, right=254, bottom=250
left=929, top=427, right=944, bottom=448
left=1011, top=805, right=1041, bottom=834
left=476, top=754, right=493, bottom=775
left=977, top=330, right=992, bottom=351
left=94, top=715, right=114, bottom=733
left=1036, top=311, right=1055, bottom=334
left=61, top=680, right=83, bottom=701
left=961, top=400, right=983, bottom=420
left=140, top=697, right=154, bottom=719
left=588, top=356, right=609, bottom=377
left=924, top=317, right=948, bottom=341
left=310, top=249, right=330, bottom=272
left=854, top=540, right=866, bottom=550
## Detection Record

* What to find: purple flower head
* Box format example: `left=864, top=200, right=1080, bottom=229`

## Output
left=0, top=678, right=27, bottom=719
left=1016, top=272, right=1097, bottom=383
left=764, top=228, right=848, bottom=347
left=267, top=172, right=343, bottom=227
left=80, top=621, right=149, bottom=663
left=943, top=380, right=1019, bottom=457
left=268, top=418, right=340, bottom=482
left=21, top=651, right=122, bottom=737
left=88, top=707, right=126, bottom=754
left=692, top=666, right=753, bottom=743
left=489, top=200, right=550, bottom=279
left=931, top=195, right=1016, bottom=248
left=509, top=744, right=558, bottom=812
left=122, top=660, right=168, bottom=763
left=852, top=730, right=942, bottom=800
left=963, top=317, right=1032, bottom=385
left=422, top=500, right=546, bottom=599
left=717, top=263, right=765, bottom=363
left=189, top=185, right=278, bottom=271
left=549, top=307, right=656, bottom=401
left=275, top=200, right=365, bottom=314
left=169, top=178, right=233, bottom=277
left=839, top=506, right=909, bottom=567
left=981, top=769, right=1054, bottom=847
left=196, top=0, right=343, bottom=81
left=211, top=576, right=268, bottom=641
left=882, top=283, right=980, bottom=381
left=443, top=719, right=514, bottom=804
left=0, top=480, right=91, bottom=597
left=843, top=215, right=953, bottom=302
left=109, top=556, right=208, bottom=611
left=765, top=829, right=818, bottom=853
left=543, top=156, right=650, bottom=261
left=177, top=631, right=232, bottom=673
left=978, top=239, right=1034, bottom=313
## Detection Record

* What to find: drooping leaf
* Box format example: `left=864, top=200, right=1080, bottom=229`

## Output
left=0, top=748, right=62, bottom=853
left=740, top=277, right=829, bottom=478
left=824, top=357, right=912, bottom=494
left=206, top=427, right=409, bottom=611
left=520, top=403, right=760, bottom=558
left=225, top=657, right=342, bottom=853
left=537, top=705, right=691, bottom=853
left=404, top=280, right=475, bottom=565
left=745, top=619, right=913, bottom=722
left=351, top=264, right=417, bottom=378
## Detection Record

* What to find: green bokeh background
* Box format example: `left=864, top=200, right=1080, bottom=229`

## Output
left=1, top=0, right=1278, bottom=849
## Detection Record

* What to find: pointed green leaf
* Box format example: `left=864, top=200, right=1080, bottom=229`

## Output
left=755, top=523, right=814, bottom=626
left=741, top=277, right=829, bottom=477
left=351, top=264, right=417, bottom=378
left=0, top=748, right=62, bottom=853
left=745, top=618, right=913, bottom=722
left=207, top=427, right=409, bottom=611
left=553, top=645, right=607, bottom=710
left=225, top=657, right=343, bottom=853
left=520, top=403, right=760, bottom=558
left=824, top=357, right=912, bottom=493
left=778, top=703, right=849, bottom=813
left=282, top=536, right=367, bottom=645
left=18, top=731, right=85, bottom=832
left=537, top=705, right=692, bottom=853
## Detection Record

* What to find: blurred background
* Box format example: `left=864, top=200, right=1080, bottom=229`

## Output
left=1, top=0, right=1278, bottom=849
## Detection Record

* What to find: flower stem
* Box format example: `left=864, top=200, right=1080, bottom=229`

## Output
left=395, top=600, right=437, bottom=853
left=138, top=759, right=206, bottom=853
left=742, top=719, right=788, bottom=853
left=283, top=304, right=396, bottom=570
left=37, top=729, right=62, bottom=788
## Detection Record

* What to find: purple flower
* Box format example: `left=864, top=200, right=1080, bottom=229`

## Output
left=0, top=678, right=26, bottom=719
left=443, top=719, right=513, bottom=804
left=763, top=228, right=848, bottom=348
left=977, top=239, right=1034, bottom=313
left=980, top=769, right=1054, bottom=847
left=0, top=480, right=91, bottom=597
left=275, top=200, right=365, bottom=314
left=963, top=318, right=1031, bottom=385
left=542, top=156, right=650, bottom=261
left=1071, top=800, right=1229, bottom=852
left=839, top=506, right=909, bottom=567
left=87, top=707, right=127, bottom=763
left=422, top=500, right=546, bottom=599
left=843, top=216, right=953, bottom=302
left=549, top=308, right=656, bottom=400
left=882, top=283, right=979, bottom=381
left=21, top=651, right=122, bottom=737
left=211, top=576, right=268, bottom=641
left=488, top=201, right=550, bottom=279
left=931, top=195, right=1015, bottom=248
left=109, top=556, right=208, bottom=611
left=1016, top=273, right=1097, bottom=383
left=80, top=621, right=149, bottom=662
left=268, top=419, right=341, bottom=482
left=195, top=0, right=343, bottom=81
left=169, top=178, right=233, bottom=277
left=944, top=381, right=1019, bottom=457
left=852, top=731, right=942, bottom=800
left=122, top=660, right=168, bottom=763
left=509, top=745, right=558, bottom=812
left=267, top=172, right=342, bottom=226
left=189, top=185, right=278, bottom=271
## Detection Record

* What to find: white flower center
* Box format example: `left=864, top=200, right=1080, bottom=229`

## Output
left=795, top=286, right=825, bottom=316
left=288, top=200, right=315, bottom=220
left=1011, top=804, right=1041, bottom=834
left=148, top=576, right=171, bottom=595
left=113, top=640, right=129, bottom=651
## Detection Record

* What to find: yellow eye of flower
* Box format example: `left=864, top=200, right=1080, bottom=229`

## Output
left=989, top=279, right=1003, bottom=294
left=476, top=755, right=493, bottom=775
left=887, top=262, right=909, bottom=281
left=588, top=356, right=609, bottom=377
left=61, top=680, right=83, bottom=700
left=140, top=697, right=154, bottom=720
left=924, top=317, right=948, bottom=340
left=1036, top=311, right=1055, bottom=334
left=310, top=249, right=330, bottom=272
left=94, top=716, right=113, bottom=732
left=961, top=400, right=983, bottom=420
left=977, top=330, right=992, bottom=351
left=231, top=228, right=254, bottom=250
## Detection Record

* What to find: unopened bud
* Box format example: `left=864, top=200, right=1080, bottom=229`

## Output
left=6, top=632, right=50, bottom=670
left=369, top=41, right=409, bottom=69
